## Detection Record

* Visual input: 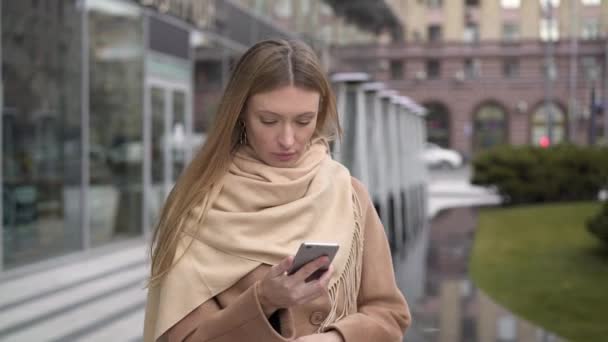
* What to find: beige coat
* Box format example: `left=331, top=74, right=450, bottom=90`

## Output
left=163, top=178, right=411, bottom=341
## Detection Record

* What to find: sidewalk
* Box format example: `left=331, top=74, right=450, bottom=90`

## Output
left=0, top=178, right=501, bottom=341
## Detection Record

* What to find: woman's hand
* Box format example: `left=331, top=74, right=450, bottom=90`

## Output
left=294, top=331, right=344, bottom=342
left=258, top=255, right=333, bottom=317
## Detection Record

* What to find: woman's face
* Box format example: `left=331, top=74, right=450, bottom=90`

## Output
left=244, top=85, right=320, bottom=168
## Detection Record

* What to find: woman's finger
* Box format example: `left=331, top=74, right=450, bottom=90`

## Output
left=292, top=256, right=329, bottom=283
left=268, top=256, right=294, bottom=278
left=317, top=264, right=333, bottom=286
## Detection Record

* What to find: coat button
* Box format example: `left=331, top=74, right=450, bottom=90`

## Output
left=309, top=311, right=326, bottom=325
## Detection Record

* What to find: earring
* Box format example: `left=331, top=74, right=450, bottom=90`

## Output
left=239, top=121, right=248, bottom=145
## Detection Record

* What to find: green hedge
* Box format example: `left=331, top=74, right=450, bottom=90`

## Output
left=587, top=200, right=608, bottom=246
left=471, top=145, right=608, bottom=205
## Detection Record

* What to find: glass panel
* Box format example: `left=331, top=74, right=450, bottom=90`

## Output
left=149, top=87, right=165, bottom=228
left=473, top=105, right=507, bottom=152
left=2, top=0, right=82, bottom=268
left=172, top=90, right=186, bottom=180
left=88, top=1, right=144, bottom=246
left=531, top=103, right=565, bottom=146
left=424, top=102, right=450, bottom=148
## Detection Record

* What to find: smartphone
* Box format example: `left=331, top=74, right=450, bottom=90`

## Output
left=287, top=242, right=339, bottom=282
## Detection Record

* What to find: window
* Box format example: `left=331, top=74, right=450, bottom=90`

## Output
left=540, top=18, right=559, bottom=41
left=581, top=0, right=600, bottom=5
left=466, top=0, right=479, bottom=6
left=428, top=25, right=442, bottom=42
left=582, top=56, right=601, bottom=82
left=542, top=60, right=558, bottom=80
left=532, top=103, right=566, bottom=146
left=390, top=60, right=404, bottom=80
left=424, top=102, right=451, bottom=148
left=301, top=0, right=311, bottom=14
left=502, top=22, right=520, bottom=41
left=473, top=104, right=508, bottom=151
left=464, top=58, right=481, bottom=79
left=427, top=0, right=443, bottom=8
left=274, top=0, right=292, bottom=18
left=463, top=24, right=479, bottom=43
left=426, top=59, right=441, bottom=79
left=581, top=19, right=601, bottom=40
left=503, top=58, right=519, bottom=78
left=501, top=0, right=521, bottom=8
left=540, top=0, right=560, bottom=8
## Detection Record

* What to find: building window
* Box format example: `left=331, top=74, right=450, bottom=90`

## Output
left=503, top=58, right=520, bottom=78
left=424, top=102, right=451, bottom=148
left=274, top=0, right=292, bottom=18
left=531, top=103, right=566, bottom=146
left=301, top=0, right=311, bottom=14
left=473, top=104, right=508, bottom=152
left=542, top=60, right=558, bottom=80
left=427, top=0, right=443, bottom=9
left=581, top=18, right=601, bottom=40
left=540, top=0, right=560, bottom=7
left=540, top=18, right=559, bottom=41
left=426, top=59, right=441, bottom=79
left=464, top=23, right=479, bottom=43
left=582, top=0, right=600, bottom=5
left=501, top=0, right=521, bottom=8
left=581, top=56, right=601, bottom=82
left=502, top=22, right=520, bottom=41
left=464, top=58, right=481, bottom=79
left=390, top=60, right=404, bottom=80
left=466, top=0, right=480, bottom=6
left=428, top=25, right=442, bottom=42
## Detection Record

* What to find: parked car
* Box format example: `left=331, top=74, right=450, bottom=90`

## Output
left=423, top=143, right=464, bottom=169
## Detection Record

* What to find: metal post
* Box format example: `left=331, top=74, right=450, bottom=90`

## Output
left=0, top=0, right=4, bottom=271
left=604, top=36, right=608, bottom=144
left=568, top=0, right=578, bottom=143
left=544, top=0, right=555, bottom=144
left=163, top=90, right=172, bottom=198
left=79, top=0, right=91, bottom=250
left=590, top=85, right=597, bottom=145
left=142, top=14, right=151, bottom=238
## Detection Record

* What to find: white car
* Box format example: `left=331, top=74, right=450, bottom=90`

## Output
left=423, top=143, right=463, bottom=169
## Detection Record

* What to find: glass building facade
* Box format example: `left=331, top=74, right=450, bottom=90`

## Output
left=0, top=0, right=243, bottom=272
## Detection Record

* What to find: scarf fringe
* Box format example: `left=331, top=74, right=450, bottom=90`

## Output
left=318, top=189, right=364, bottom=332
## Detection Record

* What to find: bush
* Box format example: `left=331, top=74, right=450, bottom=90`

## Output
left=587, top=201, right=608, bottom=245
left=472, top=144, right=608, bottom=205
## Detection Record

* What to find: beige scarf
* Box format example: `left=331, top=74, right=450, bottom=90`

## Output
left=143, top=139, right=364, bottom=342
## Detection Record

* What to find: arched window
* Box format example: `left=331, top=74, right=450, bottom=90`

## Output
left=531, top=103, right=566, bottom=146
left=424, top=102, right=450, bottom=148
left=473, top=103, right=508, bottom=151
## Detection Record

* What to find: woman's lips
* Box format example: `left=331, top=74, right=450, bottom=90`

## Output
left=273, top=152, right=296, bottom=161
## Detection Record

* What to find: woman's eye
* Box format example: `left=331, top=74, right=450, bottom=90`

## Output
left=296, top=121, right=311, bottom=126
left=261, top=120, right=277, bottom=125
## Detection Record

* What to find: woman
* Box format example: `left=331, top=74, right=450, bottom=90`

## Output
left=143, top=39, right=410, bottom=342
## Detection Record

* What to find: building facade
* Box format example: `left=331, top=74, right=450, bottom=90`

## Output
left=0, top=0, right=275, bottom=273
left=333, top=0, right=608, bottom=157
left=0, top=0, right=405, bottom=274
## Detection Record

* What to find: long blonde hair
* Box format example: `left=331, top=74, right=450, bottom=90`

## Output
left=149, top=39, right=342, bottom=285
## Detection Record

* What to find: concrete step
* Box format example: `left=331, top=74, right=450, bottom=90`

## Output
left=0, top=243, right=148, bottom=341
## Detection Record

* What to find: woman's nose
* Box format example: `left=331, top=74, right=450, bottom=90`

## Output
left=278, top=124, right=295, bottom=148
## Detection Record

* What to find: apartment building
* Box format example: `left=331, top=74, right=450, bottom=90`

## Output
left=334, top=0, right=608, bottom=156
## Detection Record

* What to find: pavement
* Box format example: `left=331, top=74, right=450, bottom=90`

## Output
left=0, top=166, right=501, bottom=341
